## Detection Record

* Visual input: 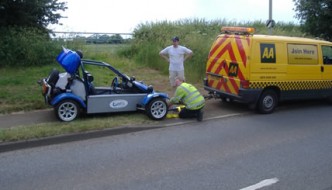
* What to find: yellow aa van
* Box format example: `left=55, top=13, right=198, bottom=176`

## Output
left=204, top=26, right=332, bottom=113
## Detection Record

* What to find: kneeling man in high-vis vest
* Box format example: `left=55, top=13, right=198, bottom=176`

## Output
left=168, top=77, right=205, bottom=121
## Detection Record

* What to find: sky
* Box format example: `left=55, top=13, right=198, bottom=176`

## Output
left=48, top=0, right=299, bottom=33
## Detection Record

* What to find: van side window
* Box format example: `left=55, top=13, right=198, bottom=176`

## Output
left=322, top=46, right=332, bottom=65
left=287, top=44, right=318, bottom=65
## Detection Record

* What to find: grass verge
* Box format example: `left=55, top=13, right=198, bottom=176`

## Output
left=0, top=112, right=161, bottom=143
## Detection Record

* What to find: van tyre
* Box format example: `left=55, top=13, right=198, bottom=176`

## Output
left=222, top=97, right=234, bottom=103
left=55, top=99, right=81, bottom=122
left=327, top=96, right=332, bottom=104
left=146, top=98, right=168, bottom=120
left=257, top=89, right=278, bottom=114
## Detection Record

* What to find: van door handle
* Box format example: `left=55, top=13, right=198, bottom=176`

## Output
left=321, top=66, right=324, bottom=72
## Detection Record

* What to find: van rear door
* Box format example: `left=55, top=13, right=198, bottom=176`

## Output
left=205, top=34, right=251, bottom=97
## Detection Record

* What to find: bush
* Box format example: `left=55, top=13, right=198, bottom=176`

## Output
left=0, top=27, right=61, bottom=67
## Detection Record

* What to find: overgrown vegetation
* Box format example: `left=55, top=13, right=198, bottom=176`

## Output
left=0, top=27, right=86, bottom=67
left=122, top=19, right=303, bottom=83
left=0, top=27, right=55, bottom=66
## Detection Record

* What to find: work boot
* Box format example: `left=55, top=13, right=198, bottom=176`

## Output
left=166, top=113, right=179, bottom=119
left=197, top=110, right=203, bottom=121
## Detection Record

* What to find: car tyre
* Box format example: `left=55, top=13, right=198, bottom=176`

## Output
left=55, top=99, right=81, bottom=122
left=146, top=98, right=168, bottom=120
left=257, top=89, right=278, bottom=114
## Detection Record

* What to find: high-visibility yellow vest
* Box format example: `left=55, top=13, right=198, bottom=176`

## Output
left=170, top=83, right=205, bottom=110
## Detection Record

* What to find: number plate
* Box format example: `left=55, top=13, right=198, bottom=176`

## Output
left=208, top=75, right=221, bottom=81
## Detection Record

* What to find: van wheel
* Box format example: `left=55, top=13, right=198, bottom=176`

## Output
left=327, top=96, right=332, bottom=104
left=222, top=97, right=234, bottom=103
left=257, top=89, right=278, bottom=114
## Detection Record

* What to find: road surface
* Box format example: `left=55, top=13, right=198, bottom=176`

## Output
left=1, top=101, right=332, bottom=190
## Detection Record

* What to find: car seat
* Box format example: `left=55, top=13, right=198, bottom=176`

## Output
left=83, top=71, right=95, bottom=95
left=47, top=69, right=60, bottom=88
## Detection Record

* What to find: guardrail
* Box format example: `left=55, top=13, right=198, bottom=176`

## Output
left=51, top=31, right=133, bottom=44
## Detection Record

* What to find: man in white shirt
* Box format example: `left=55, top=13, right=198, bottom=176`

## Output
left=159, top=36, right=193, bottom=88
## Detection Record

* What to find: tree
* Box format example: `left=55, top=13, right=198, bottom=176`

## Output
left=0, top=0, right=67, bottom=31
left=293, top=0, right=332, bottom=41
left=110, top=34, right=124, bottom=44
left=0, top=0, right=67, bottom=67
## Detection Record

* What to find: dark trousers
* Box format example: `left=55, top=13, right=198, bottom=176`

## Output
left=179, top=107, right=202, bottom=119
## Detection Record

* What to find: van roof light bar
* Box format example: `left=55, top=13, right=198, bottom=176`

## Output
left=221, top=27, right=255, bottom=35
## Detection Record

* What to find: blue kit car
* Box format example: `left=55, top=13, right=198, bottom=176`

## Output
left=39, top=48, right=169, bottom=122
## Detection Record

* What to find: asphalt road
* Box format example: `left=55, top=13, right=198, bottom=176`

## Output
left=0, top=101, right=332, bottom=190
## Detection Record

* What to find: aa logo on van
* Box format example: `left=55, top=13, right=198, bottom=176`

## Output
left=260, top=44, right=276, bottom=63
left=228, top=62, right=239, bottom=77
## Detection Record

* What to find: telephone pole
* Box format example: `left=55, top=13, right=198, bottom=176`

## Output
left=266, top=0, right=275, bottom=34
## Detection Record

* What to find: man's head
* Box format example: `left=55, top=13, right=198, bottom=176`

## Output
left=172, top=36, right=179, bottom=47
left=174, top=76, right=184, bottom=86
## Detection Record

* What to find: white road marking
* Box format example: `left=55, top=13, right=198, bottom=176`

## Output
left=204, top=113, right=248, bottom=121
left=239, top=178, right=279, bottom=190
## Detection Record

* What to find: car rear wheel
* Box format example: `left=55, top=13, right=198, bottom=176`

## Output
left=257, top=89, right=278, bottom=114
left=146, top=98, right=168, bottom=120
left=55, top=99, right=81, bottom=122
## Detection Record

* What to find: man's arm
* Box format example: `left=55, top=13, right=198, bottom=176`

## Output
left=184, top=51, right=193, bottom=62
left=183, top=47, right=193, bottom=62
left=159, top=52, right=169, bottom=62
left=169, top=87, right=184, bottom=104
left=159, top=47, right=170, bottom=62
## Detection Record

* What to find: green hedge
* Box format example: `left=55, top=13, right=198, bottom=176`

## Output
left=0, top=27, right=61, bottom=67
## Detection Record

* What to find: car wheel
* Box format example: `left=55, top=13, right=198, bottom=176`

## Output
left=55, top=99, right=81, bottom=122
left=257, top=89, right=278, bottom=114
left=146, top=98, right=168, bottom=120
